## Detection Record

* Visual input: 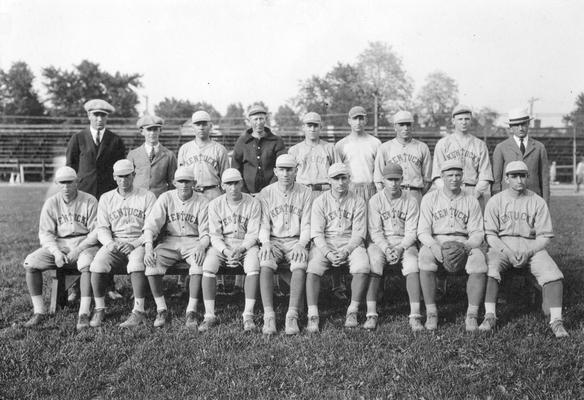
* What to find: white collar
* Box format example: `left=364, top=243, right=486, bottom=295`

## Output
left=513, top=135, right=528, bottom=148
left=145, top=143, right=160, bottom=153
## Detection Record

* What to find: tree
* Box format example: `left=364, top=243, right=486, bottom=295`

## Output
left=563, top=92, right=584, bottom=126
left=415, top=71, right=459, bottom=127
left=274, top=104, right=300, bottom=128
left=154, top=98, right=197, bottom=120
left=0, top=61, right=45, bottom=116
left=192, top=102, right=221, bottom=121
left=42, top=60, right=142, bottom=117
left=222, top=102, right=246, bottom=126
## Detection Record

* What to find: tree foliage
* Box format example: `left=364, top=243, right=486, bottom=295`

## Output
left=0, top=61, right=45, bottom=116
left=415, top=71, right=459, bottom=127
left=42, top=60, right=142, bottom=117
left=222, top=102, right=246, bottom=126
left=155, top=98, right=221, bottom=122
left=274, top=104, right=300, bottom=128
left=563, top=92, right=584, bottom=126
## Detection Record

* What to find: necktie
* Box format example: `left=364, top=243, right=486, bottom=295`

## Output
left=520, top=138, right=525, bottom=155
left=149, top=148, right=155, bottom=163
left=95, top=130, right=101, bottom=147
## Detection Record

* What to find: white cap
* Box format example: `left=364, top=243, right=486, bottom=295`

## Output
left=221, top=168, right=243, bottom=183
left=192, top=110, right=211, bottom=123
left=328, top=163, right=351, bottom=178
left=54, top=166, right=77, bottom=182
left=275, top=154, right=297, bottom=168
left=174, top=166, right=195, bottom=181
left=113, top=159, right=134, bottom=176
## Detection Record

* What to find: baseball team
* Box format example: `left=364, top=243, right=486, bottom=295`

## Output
left=22, top=99, right=567, bottom=338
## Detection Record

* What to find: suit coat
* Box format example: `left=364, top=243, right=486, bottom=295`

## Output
left=127, top=143, right=177, bottom=198
left=66, top=127, right=126, bottom=199
left=492, top=136, right=550, bottom=204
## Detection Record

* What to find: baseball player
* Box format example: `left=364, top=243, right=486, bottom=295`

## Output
left=480, top=161, right=568, bottom=338
left=143, top=167, right=210, bottom=328
left=22, top=166, right=99, bottom=330
left=199, top=168, right=261, bottom=332
left=418, top=160, right=487, bottom=332
left=432, top=105, right=493, bottom=211
left=367, top=163, right=422, bottom=331
left=89, top=159, right=156, bottom=328
left=257, top=154, right=312, bottom=335
left=305, top=163, right=371, bottom=332
left=374, top=110, right=432, bottom=205
left=335, top=106, right=381, bottom=204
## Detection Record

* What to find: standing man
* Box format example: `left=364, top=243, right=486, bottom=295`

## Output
left=232, top=104, right=287, bottom=194
left=374, top=110, right=432, bottom=205
left=576, top=156, right=584, bottom=193
left=432, top=105, right=493, bottom=211
left=492, top=108, right=550, bottom=204
left=480, top=161, right=568, bottom=338
left=89, top=160, right=156, bottom=328
left=257, top=154, right=312, bottom=335
left=143, top=167, right=209, bottom=328
left=305, top=163, right=370, bottom=332
left=127, top=115, right=177, bottom=198
left=335, top=106, right=381, bottom=204
left=178, top=110, right=229, bottom=201
left=22, top=167, right=99, bottom=330
left=367, top=163, right=422, bottom=331
left=418, top=160, right=487, bottom=332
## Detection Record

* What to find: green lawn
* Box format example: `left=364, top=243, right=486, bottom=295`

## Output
left=1, top=185, right=583, bottom=399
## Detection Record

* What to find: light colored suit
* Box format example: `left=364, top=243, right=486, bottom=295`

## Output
left=127, top=144, right=177, bottom=198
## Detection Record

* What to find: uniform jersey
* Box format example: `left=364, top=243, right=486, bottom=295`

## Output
left=368, top=190, right=419, bottom=251
left=418, top=189, right=483, bottom=246
left=311, top=190, right=366, bottom=243
left=97, top=187, right=156, bottom=245
left=257, top=182, right=312, bottom=246
left=484, top=189, right=554, bottom=240
left=38, top=190, right=98, bottom=253
left=208, top=193, right=261, bottom=253
left=144, top=190, right=210, bottom=241
left=432, top=133, right=493, bottom=185
left=335, top=134, right=381, bottom=184
left=288, top=140, right=338, bottom=185
left=178, top=140, right=230, bottom=187
left=374, top=138, right=432, bottom=188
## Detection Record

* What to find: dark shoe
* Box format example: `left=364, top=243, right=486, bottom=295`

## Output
left=24, top=313, right=45, bottom=328
left=90, top=309, right=105, bottom=327
left=76, top=313, right=90, bottom=331
left=119, top=311, right=146, bottom=328
left=153, top=310, right=168, bottom=328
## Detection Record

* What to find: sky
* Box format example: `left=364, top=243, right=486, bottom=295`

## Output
left=1, top=0, right=583, bottom=125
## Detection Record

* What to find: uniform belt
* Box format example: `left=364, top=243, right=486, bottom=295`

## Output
left=194, top=185, right=219, bottom=193
left=462, top=183, right=476, bottom=187
left=308, top=183, right=331, bottom=191
left=400, top=185, right=422, bottom=191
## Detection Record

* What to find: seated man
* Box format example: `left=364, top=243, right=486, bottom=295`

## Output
left=367, top=163, right=421, bottom=331
left=257, top=154, right=312, bottom=335
left=143, top=167, right=210, bottom=328
left=200, top=168, right=261, bottom=332
left=23, top=166, right=99, bottom=330
left=417, top=160, right=487, bottom=332
left=305, top=163, right=370, bottom=332
left=480, top=161, right=568, bottom=338
left=89, top=159, right=156, bottom=328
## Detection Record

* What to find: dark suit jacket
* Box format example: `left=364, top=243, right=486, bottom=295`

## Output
left=492, top=136, right=550, bottom=204
left=127, top=143, right=177, bottom=198
left=66, top=127, right=126, bottom=199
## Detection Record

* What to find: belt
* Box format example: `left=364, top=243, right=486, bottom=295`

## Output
left=400, top=185, right=423, bottom=191
left=308, top=183, right=331, bottom=191
left=194, top=185, right=219, bottom=193
left=462, top=183, right=476, bottom=187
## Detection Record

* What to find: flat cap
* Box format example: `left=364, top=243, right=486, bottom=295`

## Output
left=505, top=161, right=529, bottom=175
left=137, top=115, right=164, bottom=129
left=302, top=112, right=322, bottom=124
left=452, top=105, right=472, bottom=117
left=328, top=163, right=351, bottom=178
left=382, top=163, right=403, bottom=179
left=221, top=168, right=243, bottom=183
left=508, top=107, right=532, bottom=126
left=348, top=106, right=367, bottom=118
left=393, top=110, right=414, bottom=124
left=192, top=110, right=211, bottom=123
left=84, top=99, right=115, bottom=114
left=113, top=159, right=135, bottom=176
left=247, top=104, right=267, bottom=118
left=440, top=160, right=464, bottom=172
left=174, top=166, right=195, bottom=181
left=54, top=166, right=77, bottom=182
left=275, top=154, right=297, bottom=168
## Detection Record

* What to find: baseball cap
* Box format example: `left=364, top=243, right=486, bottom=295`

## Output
left=113, top=159, right=135, bottom=176
left=382, top=163, right=403, bottom=179
left=192, top=110, right=211, bottom=123
left=505, top=161, right=529, bottom=175
left=348, top=106, right=367, bottom=118
left=54, top=166, right=77, bottom=182
left=137, top=115, right=164, bottom=129
left=328, top=163, right=351, bottom=178
left=221, top=168, right=243, bottom=183
left=393, top=111, right=414, bottom=124
left=275, top=154, right=297, bottom=168
left=440, top=160, right=464, bottom=172
left=452, top=105, right=472, bottom=117
left=247, top=104, right=267, bottom=118
left=302, top=112, right=322, bottom=124
left=507, top=107, right=532, bottom=126
left=174, top=166, right=195, bottom=181
left=84, top=99, right=115, bottom=114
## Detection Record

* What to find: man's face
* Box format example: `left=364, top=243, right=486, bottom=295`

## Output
left=510, top=121, right=529, bottom=139
left=303, top=122, right=321, bottom=141
left=57, top=180, right=78, bottom=200
left=394, top=122, right=413, bottom=141
left=193, top=121, right=212, bottom=139
left=452, top=113, right=472, bottom=133
left=141, top=126, right=161, bottom=146
left=330, top=174, right=350, bottom=195
left=441, top=169, right=463, bottom=191
left=383, top=177, right=402, bottom=194
left=222, top=180, right=243, bottom=200
left=88, top=111, right=108, bottom=130
left=348, top=115, right=366, bottom=133
left=505, top=172, right=528, bottom=192
left=175, top=178, right=195, bottom=198
left=248, top=113, right=266, bottom=133
left=274, top=166, right=297, bottom=186
left=114, top=172, right=135, bottom=191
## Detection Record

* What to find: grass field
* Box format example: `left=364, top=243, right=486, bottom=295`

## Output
left=1, top=185, right=584, bottom=399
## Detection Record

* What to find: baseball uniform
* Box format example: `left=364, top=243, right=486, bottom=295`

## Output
left=288, top=140, right=339, bottom=194
left=178, top=139, right=229, bottom=200
left=335, top=134, right=381, bottom=202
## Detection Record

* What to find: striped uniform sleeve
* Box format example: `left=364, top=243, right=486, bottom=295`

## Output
left=477, top=140, right=494, bottom=182
left=368, top=195, right=390, bottom=252
left=38, top=197, right=60, bottom=255
left=96, top=193, right=115, bottom=246
left=208, top=199, right=227, bottom=253
left=465, top=196, right=484, bottom=248
left=242, top=197, right=261, bottom=250
left=144, top=193, right=169, bottom=243
left=421, top=142, right=433, bottom=184
left=197, top=198, right=210, bottom=239
left=400, top=196, right=419, bottom=249
left=77, top=194, right=100, bottom=248
left=310, top=195, right=330, bottom=254
left=373, top=145, right=387, bottom=186
left=417, top=192, right=436, bottom=247
left=218, top=145, right=230, bottom=178
left=483, top=195, right=500, bottom=237
left=257, top=190, right=271, bottom=244
left=298, top=187, right=312, bottom=247
left=534, top=197, right=554, bottom=238
left=431, top=139, right=446, bottom=181
left=347, top=196, right=366, bottom=252
left=130, top=191, right=157, bottom=248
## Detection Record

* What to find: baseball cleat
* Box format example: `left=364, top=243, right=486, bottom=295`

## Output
left=119, top=311, right=146, bottom=328
left=306, top=315, right=320, bottom=333
left=185, top=311, right=198, bottom=329
left=76, top=313, right=90, bottom=331
left=363, top=315, right=378, bottom=331
left=550, top=319, right=569, bottom=338
left=90, top=309, right=105, bottom=327
left=68, top=289, right=79, bottom=303
left=409, top=316, right=424, bottom=332
left=243, top=316, right=256, bottom=332
left=285, top=315, right=300, bottom=335
left=198, top=316, right=217, bottom=332
left=344, top=312, right=358, bottom=328
left=107, top=290, right=123, bottom=300
left=465, top=314, right=479, bottom=332
left=262, top=315, right=277, bottom=336
left=153, top=310, right=168, bottom=328
left=23, top=313, right=45, bottom=328
left=425, top=313, right=438, bottom=331
left=479, top=313, right=496, bottom=332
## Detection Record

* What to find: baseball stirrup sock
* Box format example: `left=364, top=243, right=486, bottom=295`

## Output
left=186, top=297, right=198, bottom=313
left=79, top=297, right=92, bottom=315
left=31, top=295, right=46, bottom=314
left=154, top=296, right=167, bottom=311
left=94, top=296, right=106, bottom=310
left=133, top=298, right=145, bottom=313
